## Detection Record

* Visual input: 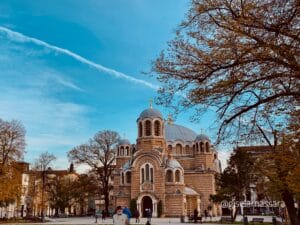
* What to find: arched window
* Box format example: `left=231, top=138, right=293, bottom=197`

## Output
left=175, top=170, right=181, bottom=182
left=139, top=122, right=143, bottom=137
left=150, top=168, right=153, bottom=183
left=145, top=164, right=150, bottom=181
left=126, top=146, right=130, bottom=156
left=145, top=120, right=152, bottom=136
left=196, top=143, right=199, bottom=152
left=205, top=142, right=210, bottom=152
left=200, top=142, right=204, bottom=152
left=166, top=170, right=173, bottom=182
left=176, top=144, right=182, bottom=155
left=168, top=145, right=172, bottom=152
left=185, top=145, right=190, bottom=154
left=141, top=168, right=145, bottom=183
left=193, top=145, right=195, bottom=152
left=121, top=172, right=124, bottom=184
left=117, top=147, right=120, bottom=156
left=141, top=163, right=154, bottom=183
left=126, top=172, right=131, bottom=183
left=154, top=120, right=161, bottom=136
left=120, top=146, right=124, bottom=156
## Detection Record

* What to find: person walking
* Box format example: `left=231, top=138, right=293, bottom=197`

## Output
left=194, top=208, right=198, bottom=223
left=146, top=208, right=152, bottom=223
left=113, top=206, right=129, bottom=225
left=134, top=208, right=140, bottom=223
left=101, top=209, right=106, bottom=222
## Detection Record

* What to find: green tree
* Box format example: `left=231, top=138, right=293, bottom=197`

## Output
left=130, top=199, right=137, bottom=216
left=255, top=110, right=300, bottom=224
left=211, top=148, right=255, bottom=221
left=46, top=175, right=74, bottom=216
left=68, top=130, right=120, bottom=213
left=71, top=174, right=97, bottom=216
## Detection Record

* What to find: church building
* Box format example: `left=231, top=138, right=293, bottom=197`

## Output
left=113, top=106, right=221, bottom=217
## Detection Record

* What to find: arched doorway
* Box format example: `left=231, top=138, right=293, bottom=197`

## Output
left=142, top=196, right=153, bottom=217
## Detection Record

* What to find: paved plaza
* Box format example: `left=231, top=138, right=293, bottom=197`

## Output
left=2, top=215, right=281, bottom=225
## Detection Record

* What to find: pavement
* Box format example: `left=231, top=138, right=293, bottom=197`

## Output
left=3, top=215, right=283, bottom=225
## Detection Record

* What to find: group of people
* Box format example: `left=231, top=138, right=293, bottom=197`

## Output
left=112, top=206, right=151, bottom=225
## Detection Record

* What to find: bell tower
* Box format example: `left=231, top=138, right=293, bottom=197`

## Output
left=136, top=103, right=166, bottom=152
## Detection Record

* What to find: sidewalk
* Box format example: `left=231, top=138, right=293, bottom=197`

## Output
left=2, top=215, right=283, bottom=225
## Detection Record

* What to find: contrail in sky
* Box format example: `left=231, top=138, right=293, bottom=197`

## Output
left=0, top=26, right=159, bottom=90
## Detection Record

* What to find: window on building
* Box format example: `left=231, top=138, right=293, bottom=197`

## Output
left=120, top=146, right=124, bottom=156
left=200, top=142, right=204, bottom=152
left=145, top=120, right=152, bottom=136
left=141, top=163, right=154, bottom=183
left=150, top=168, right=153, bottom=183
left=154, top=120, right=161, bottom=136
left=141, top=168, right=145, bottom=183
left=166, top=170, right=173, bottom=182
left=126, top=146, right=130, bottom=155
left=185, top=145, right=189, bottom=154
left=139, top=122, right=143, bottom=137
left=176, top=144, right=182, bottom=155
left=168, top=145, right=172, bottom=152
left=205, top=142, right=210, bottom=152
left=126, top=171, right=131, bottom=183
left=196, top=143, right=199, bottom=152
left=175, top=170, right=181, bottom=182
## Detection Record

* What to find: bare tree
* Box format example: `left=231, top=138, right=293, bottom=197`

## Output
left=153, top=0, right=299, bottom=144
left=0, top=119, right=26, bottom=173
left=153, top=1, right=299, bottom=224
left=68, top=130, right=119, bottom=213
left=34, top=152, right=56, bottom=222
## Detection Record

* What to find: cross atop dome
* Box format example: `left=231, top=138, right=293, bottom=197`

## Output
left=167, top=114, right=173, bottom=125
left=149, top=98, right=153, bottom=109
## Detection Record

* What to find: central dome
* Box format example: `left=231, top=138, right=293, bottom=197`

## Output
left=139, top=108, right=163, bottom=120
left=165, top=123, right=197, bottom=142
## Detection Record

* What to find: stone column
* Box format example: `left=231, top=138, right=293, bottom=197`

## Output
left=153, top=202, right=157, bottom=217
left=197, top=197, right=201, bottom=216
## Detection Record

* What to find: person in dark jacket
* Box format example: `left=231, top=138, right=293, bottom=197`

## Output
left=133, top=208, right=140, bottom=223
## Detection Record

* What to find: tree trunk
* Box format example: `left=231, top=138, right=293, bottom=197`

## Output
left=282, top=189, right=300, bottom=225
left=55, top=208, right=58, bottom=217
left=41, top=172, right=45, bottom=222
left=104, top=191, right=109, bottom=213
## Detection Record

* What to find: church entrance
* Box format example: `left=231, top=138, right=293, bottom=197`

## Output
left=142, top=196, right=153, bottom=217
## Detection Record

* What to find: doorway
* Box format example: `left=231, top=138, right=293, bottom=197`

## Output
left=142, top=196, right=153, bottom=217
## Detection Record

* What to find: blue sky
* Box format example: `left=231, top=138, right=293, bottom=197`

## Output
left=0, top=0, right=230, bottom=171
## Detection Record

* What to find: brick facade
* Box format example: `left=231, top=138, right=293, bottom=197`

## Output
left=113, top=107, right=222, bottom=217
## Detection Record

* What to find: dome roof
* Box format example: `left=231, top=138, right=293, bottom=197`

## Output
left=119, top=139, right=130, bottom=145
left=139, top=108, right=163, bottom=120
left=165, top=124, right=197, bottom=142
left=195, top=134, right=210, bottom=142
left=166, top=158, right=182, bottom=169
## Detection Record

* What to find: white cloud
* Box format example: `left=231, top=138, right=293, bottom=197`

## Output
left=0, top=26, right=159, bottom=90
